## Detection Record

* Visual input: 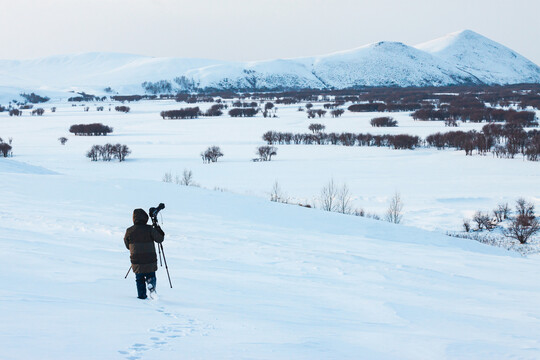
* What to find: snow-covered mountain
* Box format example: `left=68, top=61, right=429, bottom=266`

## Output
left=416, top=30, right=540, bottom=84
left=1, top=30, right=539, bottom=95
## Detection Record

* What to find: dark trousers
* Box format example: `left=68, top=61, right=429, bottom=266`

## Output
left=135, top=272, right=156, bottom=299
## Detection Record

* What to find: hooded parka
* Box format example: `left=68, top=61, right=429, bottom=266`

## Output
left=124, top=208, right=165, bottom=274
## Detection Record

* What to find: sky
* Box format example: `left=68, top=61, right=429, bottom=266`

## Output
left=0, top=0, right=539, bottom=64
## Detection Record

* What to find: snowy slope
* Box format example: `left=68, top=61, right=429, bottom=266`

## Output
left=0, top=30, right=539, bottom=97
left=2, top=158, right=540, bottom=359
left=311, top=41, right=476, bottom=88
left=416, top=30, right=540, bottom=84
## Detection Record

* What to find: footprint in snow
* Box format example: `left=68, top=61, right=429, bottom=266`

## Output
left=120, top=307, right=210, bottom=358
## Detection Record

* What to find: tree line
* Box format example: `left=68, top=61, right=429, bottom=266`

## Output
left=69, top=123, right=113, bottom=136
left=262, top=130, right=420, bottom=149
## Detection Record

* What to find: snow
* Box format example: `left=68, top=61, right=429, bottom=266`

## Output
left=416, top=30, right=540, bottom=84
left=2, top=99, right=540, bottom=358
left=0, top=30, right=539, bottom=98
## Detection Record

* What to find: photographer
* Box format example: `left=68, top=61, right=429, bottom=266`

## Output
left=124, top=208, right=165, bottom=299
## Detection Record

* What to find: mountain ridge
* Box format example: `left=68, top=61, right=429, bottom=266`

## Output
left=1, top=30, right=539, bottom=95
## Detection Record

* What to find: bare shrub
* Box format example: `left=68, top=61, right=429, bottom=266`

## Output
left=31, top=108, right=45, bottom=116
left=85, top=143, right=130, bottom=162
left=115, top=106, right=130, bottom=113
left=370, top=117, right=397, bottom=127
left=308, top=123, right=325, bottom=134
left=463, top=219, right=471, bottom=232
left=58, top=137, right=68, bottom=145
left=201, top=146, right=224, bottom=163
left=0, top=142, right=12, bottom=157
left=331, top=109, right=344, bottom=118
left=179, top=169, right=194, bottom=186
left=163, top=172, right=173, bottom=183
left=320, top=179, right=338, bottom=212
left=256, top=146, right=277, bottom=161
left=270, top=180, right=287, bottom=203
left=493, top=203, right=510, bottom=222
left=385, top=192, right=404, bottom=224
left=336, top=183, right=353, bottom=214
left=504, top=198, right=540, bottom=244
left=472, top=211, right=495, bottom=231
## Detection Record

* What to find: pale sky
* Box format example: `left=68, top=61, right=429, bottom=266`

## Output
left=0, top=0, right=539, bottom=64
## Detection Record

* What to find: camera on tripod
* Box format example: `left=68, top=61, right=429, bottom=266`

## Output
left=149, top=203, right=165, bottom=225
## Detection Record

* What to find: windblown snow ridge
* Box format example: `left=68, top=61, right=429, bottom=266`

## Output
left=1, top=30, right=539, bottom=94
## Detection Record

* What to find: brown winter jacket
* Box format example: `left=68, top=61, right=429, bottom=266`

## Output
left=124, top=208, right=165, bottom=274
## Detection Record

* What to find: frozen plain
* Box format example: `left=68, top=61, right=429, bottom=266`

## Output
left=1, top=100, right=540, bottom=359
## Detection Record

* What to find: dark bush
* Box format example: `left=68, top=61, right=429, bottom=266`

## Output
left=161, top=107, right=201, bottom=119
left=257, top=146, right=277, bottom=161
left=204, top=104, right=224, bottom=117
left=308, top=123, right=325, bottom=133
left=331, top=109, right=344, bottom=117
left=0, top=142, right=12, bottom=157
left=201, top=146, right=223, bottom=163
left=228, top=108, right=258, bottom=117
left=31, top=108, right=45, bottom=116
left=69, top=123, right=113, bottom=136
left=115, top=106, right=130, bottom=113
left=370, top=117, right=397, bottom=127
left=20, top=93, right=50, bottom=103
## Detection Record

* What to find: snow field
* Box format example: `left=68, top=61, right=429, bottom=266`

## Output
left=1, top=99, right=540, bottom=358
left=1, top=100, right=538, bottom=232
left=2, top=162, right=540, bottom=359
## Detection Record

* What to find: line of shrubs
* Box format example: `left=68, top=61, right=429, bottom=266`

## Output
left=69, top=123, right=113, bottom=136
left=160, top=104, right=228, bottom=119
left=228, top=108, right=259, bottom=117
left=426, top=125, right=540, bottom=161
left=262, top=131, right=420, bottom=149
left=412, top=106, right=537, bottom=126
left=86, top=144, right=131, bottom=162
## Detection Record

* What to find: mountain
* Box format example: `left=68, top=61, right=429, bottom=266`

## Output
left=0, top=30, right=539, bottom=96
left=416, top=30, right=540, bottom=84
left=310, top=41, right=476, bottom=88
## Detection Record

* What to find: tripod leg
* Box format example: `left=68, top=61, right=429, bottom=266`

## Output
left=124, top=265, right=132, bottom=279
left=160, top=243, right=173, bottom=288
left=158, top=243, right=163, bottom=266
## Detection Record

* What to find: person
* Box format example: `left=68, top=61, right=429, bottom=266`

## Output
left=124, top=208, right=165, bottom=299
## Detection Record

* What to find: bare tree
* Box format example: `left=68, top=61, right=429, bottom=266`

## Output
left=385, top=192, right=404, bottom=224
left=320, top=179, right=338, bottom=212
left=162, top=172, right=172, bottom=183
left=503, top=199, right=540, bottom=244
left=201, top=146, right=224, bottom=163
left=308, top=123, right=325, bottom=134
left=270, top=180, right=287, bottom=203
left=336, top=183, right=353, bottom=214
left=180, top=169, right=194, bottom=186
left=493, top=203, right=510, bottom=223
left=256, top=146, right=277, bottom=161
left=504, top=216, right=540, bottom=244
left=472, top=211, right=495, bottom=231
